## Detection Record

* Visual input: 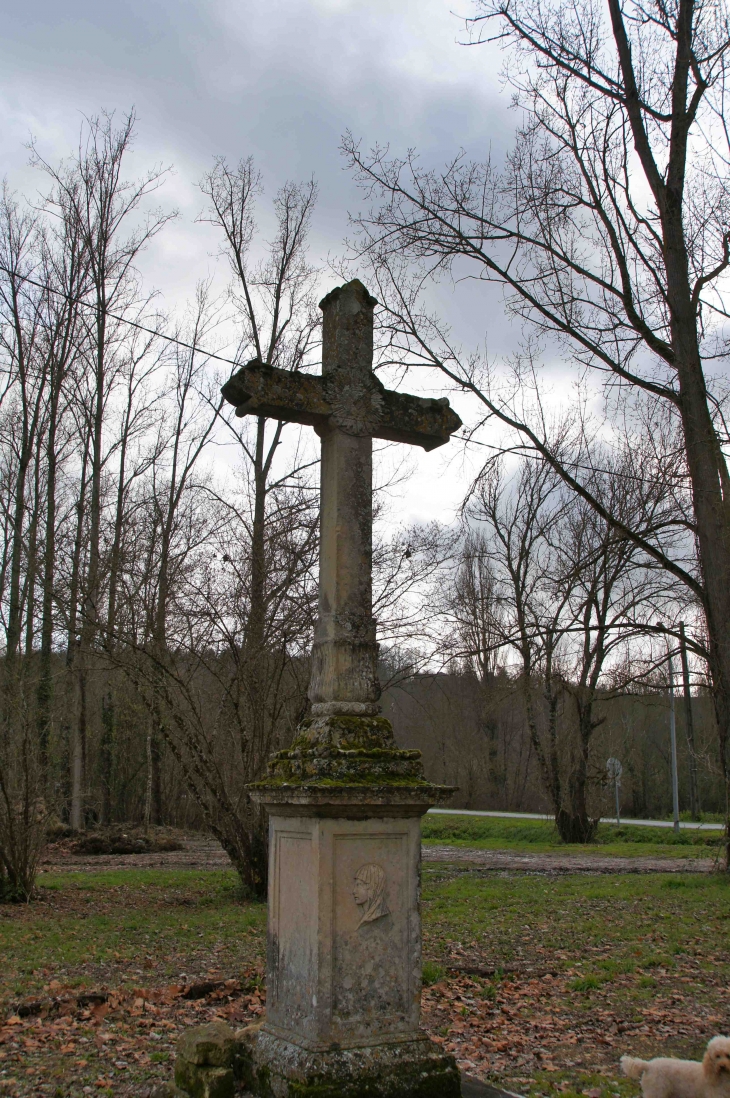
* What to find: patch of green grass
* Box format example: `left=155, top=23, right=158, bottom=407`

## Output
left=569, top=974, right=604, bottom=992
left=421, top=813, right=724, bottom=858
left=2, top=863, right=728, bottom=1098
left=422, top=960, right=446, bottom=986
left=418, top=874, right=726, bottom=1095
left=525, top=1068, right=640, bottom=1098
left=0, top=868, right=266, bottom=1004
left=421, top=867, right=730, bottom=989
left=38, top=866, right=244, bottom=896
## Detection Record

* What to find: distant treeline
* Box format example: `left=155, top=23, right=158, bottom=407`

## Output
left=386, top=672, right=723, bottom=821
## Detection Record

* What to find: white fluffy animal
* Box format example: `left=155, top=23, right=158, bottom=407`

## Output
left=621, top=1038, right=730, bottom=1098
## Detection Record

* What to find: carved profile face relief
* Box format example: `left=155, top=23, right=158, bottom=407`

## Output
left=352, top=863, right=390, bottom=927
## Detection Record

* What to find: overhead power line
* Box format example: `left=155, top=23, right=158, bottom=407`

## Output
left=0, top=264, right=708, bottom=498
left=0, top=263, right=243, bottom=372
left=460, top=433, right=692, bottom=488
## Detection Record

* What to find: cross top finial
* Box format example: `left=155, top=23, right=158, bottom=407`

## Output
left=320, top=279, right=378, bottom=381
left=319, top=277, right=378, bottom=314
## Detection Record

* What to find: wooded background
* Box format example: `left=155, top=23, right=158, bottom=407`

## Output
left=0, top=111, right=721, bottom=900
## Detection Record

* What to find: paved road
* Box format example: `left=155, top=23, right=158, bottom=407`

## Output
left=427, top=807, right=724, bottom=830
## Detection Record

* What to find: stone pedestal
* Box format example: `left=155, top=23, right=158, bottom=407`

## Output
left=265, top=805, right=421, bottom=1047
left=244, top=717, right=460, bottom=1097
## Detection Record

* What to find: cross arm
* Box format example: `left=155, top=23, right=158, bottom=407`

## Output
left=221, top=358, right=463, bottom=451
left=221, top=360, right=329, bottom=428
left=375, top=389, right=462, bottom=452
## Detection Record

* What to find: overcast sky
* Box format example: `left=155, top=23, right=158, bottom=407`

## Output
left=0, top=0, right=524, bottom=525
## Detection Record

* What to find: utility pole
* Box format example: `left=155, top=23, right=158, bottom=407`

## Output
left=607, top=757, right=622, bottom=825
left=679, top=622, right=700, bottom=819
left=658, top=623, right=681, bottom=834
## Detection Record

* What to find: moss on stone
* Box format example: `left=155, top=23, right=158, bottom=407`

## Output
left=174, top=1059, right=234, bottom=1098
left=269, top=1060, right=461, bottom=1097
left=290, top=715, right=398, bottom=753
left=277, top=748, right=421, bottom=762
left=259, top=713, right=433, bottom=789
left=305, top=775, right=431, bottom=788
left=248, top=775, right=435, bottom=791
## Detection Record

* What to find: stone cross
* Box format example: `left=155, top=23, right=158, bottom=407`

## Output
left=222, top=278, right=461, bottom=721
left=220, top=279, right=463, bottom=1098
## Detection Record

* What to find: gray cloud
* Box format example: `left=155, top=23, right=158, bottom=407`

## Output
left=0, top=0, right=521, bottom=523
left=0, top=0, right=511, bottom=218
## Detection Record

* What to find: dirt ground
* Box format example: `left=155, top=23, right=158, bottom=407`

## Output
left=0, top=832, right=722, bottom=1098
left=39, top=835, right=231, bottom=875
left=39, top=834, right=716, bottom=876
left=421, top=845, right=715, bottom=873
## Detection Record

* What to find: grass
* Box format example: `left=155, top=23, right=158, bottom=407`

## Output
left=0, top=869, right=267, bottom=1097
left=1, top=864, right=730, bottom=1096
left=419, top=865, right=730, bottom=1091
left=422, top=813, right=725, bottom=859
left=421, top=865, right=730, bottom=972
left=1, top=869, right=266, bottom=1001
left=421, top=960, right=447, bottom=986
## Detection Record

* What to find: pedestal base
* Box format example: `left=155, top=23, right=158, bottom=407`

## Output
left=252, top=1028, right=461, bottom=1097
left=242, top=721, right=457, bottom=1098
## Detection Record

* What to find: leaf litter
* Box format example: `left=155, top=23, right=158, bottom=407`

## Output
left=1, top=863, right=729, bottom=1097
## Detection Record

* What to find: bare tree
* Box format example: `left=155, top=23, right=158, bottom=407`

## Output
left=194, top=158, right=321, bottom=893
left=446, top=530, right=504, bottom=685
left=35, top=194, right=89, bottom=773
left=343, top=0, right=730, bottom=854
left=462, top=442, right=677, bottom=839
left=98, top=323, right=166, bottom=823
left=141, top=290, right=221, bottom=826
left=0, top=189, right=45, bottom=674
left=33, top=112, right=174, bottom=828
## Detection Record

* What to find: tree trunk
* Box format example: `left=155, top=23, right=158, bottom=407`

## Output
left=23, top=447, right=42, bottom=657
left=150, top=728, right=163, bottom=826
left=65, top=438, right=90, bottom=831
left=664, top=210, right=730, bottom=866
left=557, top=717, right=597, bottom=843
left=99, top=691, right=114, bottom=825
left=245, top=417, right=269, bottom=773
left=37, top=400, right=59, bottom=775
left=5, top=447, right=31, bottom=671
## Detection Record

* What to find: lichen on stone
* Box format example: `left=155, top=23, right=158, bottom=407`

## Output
left=252, top=713, right=426, bottom=788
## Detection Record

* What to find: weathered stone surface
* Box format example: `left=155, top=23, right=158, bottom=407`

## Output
left=252, top=1030, right=461, bottom=1097
left=260, top=718, right=431, bottom=789
left=248, top=785, right=452, bottom=817
left=176, top=1022, right=236, bottom=1067
left=221, top=362, right=330, bottom=427
left=220, top=279, right=461, bottom=725
left=260, top=807, right=423, bottom=1049
left=174, top=1059, right=234, bottom=1098
left=230, top=1022, right=265, bottom=1091
left=220, top=344, right=460, bottom=457
left=311, top=417, right=378, bottom=714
